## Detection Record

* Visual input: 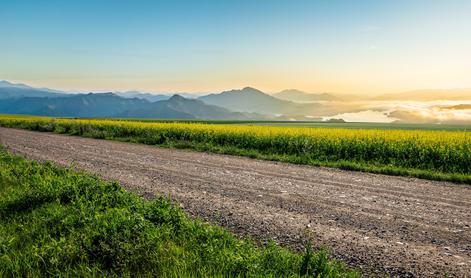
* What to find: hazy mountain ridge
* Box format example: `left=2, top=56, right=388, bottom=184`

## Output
left=0, top=80, right=201, bottom=102
left=197, top=87, right=354, bottom=118
left=115, top=91, right=171, bottom=102
left=118, top=94, right=263, bottom=120
left=273, top=89, right=338, bottom=102
left=0, top=93, right=149, bottom=117
left=0, top=80, right=64, bottom=93
left=0, top=80, right=66, bottom=99
left=199, top=87, right=315, bottom=115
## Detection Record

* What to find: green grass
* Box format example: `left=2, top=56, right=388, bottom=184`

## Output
left=0, top=148, right=359, bottom=277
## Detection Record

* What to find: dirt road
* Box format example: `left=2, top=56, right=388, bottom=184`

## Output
left=1, top=127, right=470, bottom=277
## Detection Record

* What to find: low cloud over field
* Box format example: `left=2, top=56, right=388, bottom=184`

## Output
left=388, top=102, right=471, bottom=124
left=325, top=100, right=471, bottom=124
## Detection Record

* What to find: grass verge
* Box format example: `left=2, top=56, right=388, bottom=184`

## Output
left=0, top=147, right=359, bottom=277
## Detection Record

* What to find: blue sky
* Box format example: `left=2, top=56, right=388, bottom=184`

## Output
left=1, top=0, right=470, bottom=94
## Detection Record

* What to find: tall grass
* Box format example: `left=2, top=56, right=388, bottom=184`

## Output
left=0, top=147, right=358, bottom=277
left=1, top=115, right=471, bottom=183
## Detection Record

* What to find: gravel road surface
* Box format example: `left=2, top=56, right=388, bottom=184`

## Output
left=1, top=127, right=470, bottom=277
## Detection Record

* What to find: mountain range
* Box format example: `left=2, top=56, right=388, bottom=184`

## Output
left=0, top=81, right=267, bottom=119
left=0, top=82, right=327, bottom=119
left=117, top=94, right=263, bottom=120
left=0, top=93, right=149, bottom=117
left=2, top=80, right=471, bottom=123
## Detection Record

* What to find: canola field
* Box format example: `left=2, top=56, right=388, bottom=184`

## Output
left=1, top=115, right=470, bottom=183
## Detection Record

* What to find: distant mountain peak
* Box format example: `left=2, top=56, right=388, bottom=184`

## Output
left=0, top=80, right=31, bottom=88
left=216, top=87, right=266, bottom=97
left=242, top=86, right=260, bottom=91
left=0, top=80, right=67, bottom=95
left=168, top=94, right=186, bottom=101
left=198, top=86, right=301, bottom=115
left=241, top=87, right=267, bottom=95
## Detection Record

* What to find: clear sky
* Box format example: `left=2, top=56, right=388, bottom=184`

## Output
left=1, top=0, right=470, bottom=95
